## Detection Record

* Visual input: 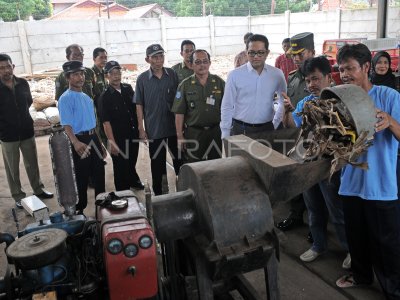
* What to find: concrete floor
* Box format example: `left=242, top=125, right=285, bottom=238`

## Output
left=0, top=135, right=385, bottom=299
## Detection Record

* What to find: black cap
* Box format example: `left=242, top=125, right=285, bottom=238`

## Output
left=289, top=32, right=314, bottom=55
left=62, top=60, right=85, bottom=74
left=104, top=60, right=121, bottom=73
left=146, top=44, right=165, bottom=57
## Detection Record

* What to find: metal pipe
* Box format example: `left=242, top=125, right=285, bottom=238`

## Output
left=377, top=0, right=387, bottom=38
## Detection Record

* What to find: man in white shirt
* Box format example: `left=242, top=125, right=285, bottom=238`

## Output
left=220, top=34, right=287, bottom=139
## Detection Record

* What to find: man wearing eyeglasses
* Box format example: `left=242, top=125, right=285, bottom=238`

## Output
left=55, top=44, right=96, bottom=101
left=276, top=32, right=316, bottom=233
left=172, top=50, right=225, bottom=163
left=220, top=34, right=286, bottom=139
left=172, top=40, right=196, bottom=84
left=134, top=44, right=182, bottom=196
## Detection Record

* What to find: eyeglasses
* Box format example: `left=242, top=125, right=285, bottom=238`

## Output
left=247, top=51, right=267, bottom=57
left=193, top=59, right=210, bottom=65
left=183, top=49, right=194, bottom=53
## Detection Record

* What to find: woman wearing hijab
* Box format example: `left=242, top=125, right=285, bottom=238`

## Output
left=370, top=51, right=396, bottom=90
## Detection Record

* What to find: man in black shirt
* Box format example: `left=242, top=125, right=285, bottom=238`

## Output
left=98, top=61, right=144, bottom=191
left=0, top=53, right=53, bottom=208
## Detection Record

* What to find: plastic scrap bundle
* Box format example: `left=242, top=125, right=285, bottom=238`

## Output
left=290, top=97, right=374, bottom=178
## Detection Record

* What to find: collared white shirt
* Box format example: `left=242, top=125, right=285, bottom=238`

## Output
left=220, top=62, right=287, bottom=138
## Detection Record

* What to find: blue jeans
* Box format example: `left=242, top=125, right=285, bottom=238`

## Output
left=303, top=173, right=348, bottom=253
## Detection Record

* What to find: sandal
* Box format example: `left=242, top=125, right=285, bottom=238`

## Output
left=336, top=274, right=357, bottom=288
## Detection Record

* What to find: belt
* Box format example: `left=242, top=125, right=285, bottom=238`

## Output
left=188, top=124, right=219, bottom=130
left=233, top=119, right=272, bottom=128
left=76, top=129, right=95, bottom=136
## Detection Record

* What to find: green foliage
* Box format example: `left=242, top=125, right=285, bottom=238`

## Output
left=0, top=0, right=51, bottom=21
left=32, top=0, right=52, bottom=20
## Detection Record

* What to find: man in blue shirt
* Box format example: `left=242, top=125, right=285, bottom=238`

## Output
left=334, top=44, right=400, bottom=300
left=282, top=56, right=350, bottom=268
left=58, top=60, right=106, bottom=214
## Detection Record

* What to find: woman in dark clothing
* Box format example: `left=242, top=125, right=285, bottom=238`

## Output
left=370, top=51, right=396, bottom=89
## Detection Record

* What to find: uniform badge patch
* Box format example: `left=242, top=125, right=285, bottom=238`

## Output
left=175, top=91, right=181, bottom=99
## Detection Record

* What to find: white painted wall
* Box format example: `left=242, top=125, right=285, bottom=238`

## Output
left=0, top=7, right=399, bottom=74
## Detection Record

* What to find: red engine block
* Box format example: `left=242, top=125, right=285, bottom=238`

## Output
left=97, top=192, right=158, bottom=300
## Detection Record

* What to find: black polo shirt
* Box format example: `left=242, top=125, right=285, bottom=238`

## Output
left=0, top=76, right=34, bottom=142
left=98, top=83, right=138, bottom=143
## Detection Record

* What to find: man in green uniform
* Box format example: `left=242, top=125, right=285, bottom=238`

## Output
left=276, top=32, right=316, bottom=232
left=286, top=32, right=315, bottom=106
left=172, top=49, right=225, bottom=163
left=92, top=47, right=108, bottom=106
left=55, top=44, right=96, bottom=100
left=91, top=47, right=108, bottom=146
left=172, top=40, right=195, bottom=84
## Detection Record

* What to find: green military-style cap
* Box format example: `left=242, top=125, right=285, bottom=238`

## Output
left=289, top=32, right=314, bottom=55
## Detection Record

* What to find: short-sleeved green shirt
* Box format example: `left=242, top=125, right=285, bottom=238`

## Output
left=287, top=69, right=308, bottom=106
left=171, top=62, right=194, bottom=84
left=172, top=73, right=225, bottom=127
left=92, top=65, right=107, bottom=102
left=55, top=67, right=96, bottom=100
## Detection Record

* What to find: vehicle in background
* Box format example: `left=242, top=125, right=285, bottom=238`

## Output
left=322, top=38, right=399, bottom=87
left=322, top=38, right=366, bottom=84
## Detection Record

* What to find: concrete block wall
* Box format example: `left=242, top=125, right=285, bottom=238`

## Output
left=103, top=18, right=162, bottom=65
left=0, top=6, right=399, bottom=74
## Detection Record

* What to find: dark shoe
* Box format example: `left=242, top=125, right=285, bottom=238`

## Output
left=275, top=217, right=303, bottom=231
left=35, top=189, right=54, bottom=199
left=307, top=232, right=314, bottom=243
left=15, top=200, right=23, bottom=209
left=131, top=181, right=145, bottom=190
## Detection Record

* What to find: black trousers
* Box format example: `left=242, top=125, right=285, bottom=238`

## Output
left=148, top=136, right=182, bottom=195
left=110, top=139, right=140, bottom=191
left=72, top=134, right=105, bottom=211
left=342, top=196, right=400, bottom=299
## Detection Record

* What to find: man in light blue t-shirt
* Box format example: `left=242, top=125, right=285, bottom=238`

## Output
left=334, top=44, right=400, bottom=300
left=58, top=60, right=106, bottom=214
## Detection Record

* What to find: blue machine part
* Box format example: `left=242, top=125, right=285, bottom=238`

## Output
left=24, top=214, right=85, bottom=235
left=23, top=254, right=69, bottom=286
